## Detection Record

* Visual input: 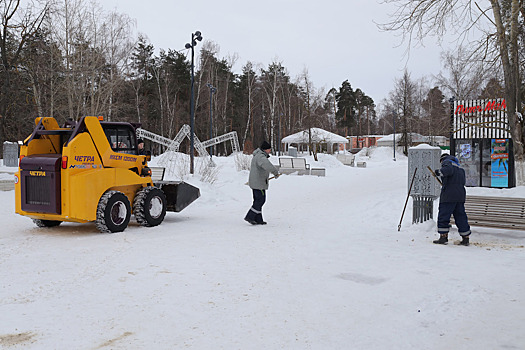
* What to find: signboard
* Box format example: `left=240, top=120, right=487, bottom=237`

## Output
left=455, top=100, right=506, bottom=116
left=453, top=98, right=510, bottom=140
left=491, top=139, right=510, bottom=187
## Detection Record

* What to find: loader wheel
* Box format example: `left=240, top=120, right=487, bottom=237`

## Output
left=33, top=219, right=62, bottom=228
left=96, top=191, right=131, bottom=233
left=133, top=187, right=167, bottom=227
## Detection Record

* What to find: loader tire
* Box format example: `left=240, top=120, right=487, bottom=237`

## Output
left=33, top=219, right=62, bottom=228
left=133, top=186, right=167, bottom=227
left=96, top=190, right=131, bottom=233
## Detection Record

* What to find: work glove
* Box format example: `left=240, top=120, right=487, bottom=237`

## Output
left=434, top=169, right=441, bottom=176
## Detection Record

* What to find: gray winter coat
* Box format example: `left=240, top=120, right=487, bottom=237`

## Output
left=248, top=148, right=279, bottom=190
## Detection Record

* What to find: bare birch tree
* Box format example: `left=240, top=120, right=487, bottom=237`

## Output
left=389, top=69, right=417, bottom=155
left=436, top=47, right=490, bottom=100
left=99, top=10, right=135, bottom=120
left=261, top=61, right=286, bottom=149
left=49, top=0, right=134, bottom=120
left=299, top=68, right=325, bottom=159
left=241, top=61, right=257, bottom=149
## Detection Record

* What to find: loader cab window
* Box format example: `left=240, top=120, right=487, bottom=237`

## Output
left=102, top=124, right=138, bottom=155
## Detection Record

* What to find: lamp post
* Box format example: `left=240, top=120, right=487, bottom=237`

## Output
left=206, top=83, right=216, bottom=158
left=449, top=96, right=455, bottom=155
left=393, top=110, right=397, bottom=161
left=185, top=30, right=202, bottom=174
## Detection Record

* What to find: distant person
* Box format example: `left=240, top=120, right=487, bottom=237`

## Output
left=137, top=139, right=146, bottom=155
left=433, top=153, right=471, bottom=246
left=244, top=141, right=280, bottom=225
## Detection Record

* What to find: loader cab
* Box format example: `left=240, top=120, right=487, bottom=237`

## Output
left=101, top=122, right=139, bottom=155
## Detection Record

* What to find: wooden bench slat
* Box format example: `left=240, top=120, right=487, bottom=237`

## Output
left=468, top=199, right=525, bottom=203
left=468, top=211, right=525, bottom=217
left=465, top=204, right=524, bottom=209
left=468, top=215, right=525, bottom=224
left=465, top=207, right=525, bottom=214
left=467, top=202, right=525, bottom=208
left=467, top=221, right=525, bottom=230
left=466, top=206, right=525, bottom=211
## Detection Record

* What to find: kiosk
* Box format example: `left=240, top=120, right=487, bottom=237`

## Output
left=450, top=98, right=515, bottom=188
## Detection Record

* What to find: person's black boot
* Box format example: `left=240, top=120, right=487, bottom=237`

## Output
left=433, top=234, right=448, bottom=245
left=459, top=235, right=470, bottom=246
left=244, top=217, right=257, bottom=225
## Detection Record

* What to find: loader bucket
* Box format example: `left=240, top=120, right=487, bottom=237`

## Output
left=159, top=181, right=200, bottom=212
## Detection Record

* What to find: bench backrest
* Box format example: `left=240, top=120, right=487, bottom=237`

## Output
left=336, top=153, right=354, bottom=165
left=279, top=158, right=294, bottom=168
left=150, top=166, right=165, bottom=181
left=279, top=157, right=309, bottom=169
left=291, top=158, right=308, bottom=169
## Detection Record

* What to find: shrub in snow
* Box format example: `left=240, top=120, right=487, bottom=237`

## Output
left=234, top=153, right=252, bottom=171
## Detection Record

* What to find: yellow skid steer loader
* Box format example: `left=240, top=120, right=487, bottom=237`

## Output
left=14, top=116, right=199, bottom=233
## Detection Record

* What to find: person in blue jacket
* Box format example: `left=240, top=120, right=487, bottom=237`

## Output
left=433, top=153, right=471, bottom=246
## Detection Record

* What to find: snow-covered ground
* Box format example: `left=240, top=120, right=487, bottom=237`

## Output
left=1, top=148, right=524, bottom=349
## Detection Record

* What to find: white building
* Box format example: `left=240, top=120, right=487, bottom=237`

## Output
left=281, top=128, right=348, bottom=154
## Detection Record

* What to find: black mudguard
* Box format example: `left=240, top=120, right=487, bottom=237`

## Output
left=155, top=181, right=200, bottom=212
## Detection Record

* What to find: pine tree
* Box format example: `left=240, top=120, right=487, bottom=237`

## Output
left=335, top=80, right=356, bottom=136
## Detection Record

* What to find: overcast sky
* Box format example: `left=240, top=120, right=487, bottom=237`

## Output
left=101, top=0, right=456, bottom=104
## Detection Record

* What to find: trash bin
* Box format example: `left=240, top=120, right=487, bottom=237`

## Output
left=288, top=146, right=297, bottom=157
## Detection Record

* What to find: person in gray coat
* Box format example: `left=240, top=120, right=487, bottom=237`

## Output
left=244, top=141, right=280, bottom=225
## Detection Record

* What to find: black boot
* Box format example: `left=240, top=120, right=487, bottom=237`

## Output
left=459, top=235, right=470, bottom=246
left=433, top=234, right=448, bottom=245
left=244, top=217, right=257, bottom=225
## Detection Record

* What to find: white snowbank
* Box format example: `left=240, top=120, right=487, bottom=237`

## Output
left=1, top=147, right=524, bottom=349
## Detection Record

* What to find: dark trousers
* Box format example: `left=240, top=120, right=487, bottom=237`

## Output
left=245, top=189, right=266, bottom=223
left=437, top=201, right=471, bottom=236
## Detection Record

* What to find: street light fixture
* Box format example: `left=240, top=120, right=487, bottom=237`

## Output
left=185, top=30, right=203, bottom=174
left=206, top=83, right=217, bottom=159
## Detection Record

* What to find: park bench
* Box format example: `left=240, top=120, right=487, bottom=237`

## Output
left=149, top=166, right=166, bottom=182
left=336, top=153, right=355, bottom=166
left=278, top=157, right=326, bottom=177
left=454, top=195, right=525, bottom=231
left=278, top=157, right=311, bottom=176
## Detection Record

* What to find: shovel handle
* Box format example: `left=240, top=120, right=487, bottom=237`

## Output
left=427, top=166, right=442, bottom=185
left=245, top=175, right=276, bottom=186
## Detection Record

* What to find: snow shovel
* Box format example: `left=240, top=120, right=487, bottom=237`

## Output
left=398, top=167, right=417, bottom=231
